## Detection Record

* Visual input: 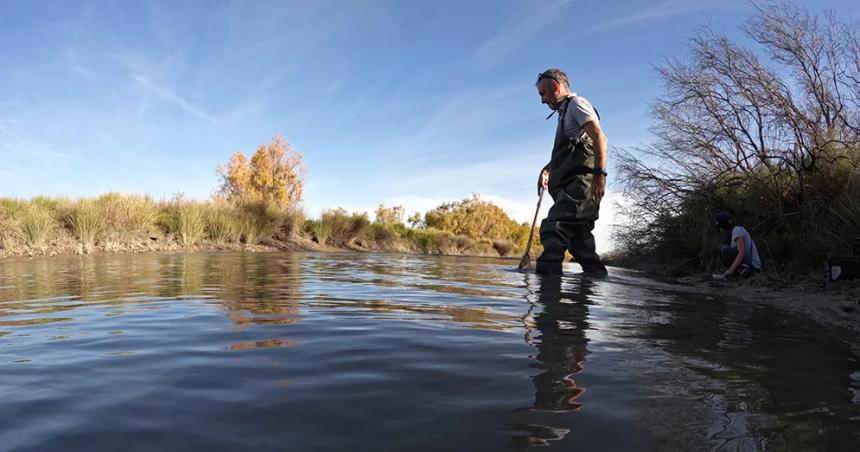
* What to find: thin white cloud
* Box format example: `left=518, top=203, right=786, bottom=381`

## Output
left=590, top=0, right=741, bottom=32
left=0, top=119, right=18, bottom=139
left=476, top=0, right=574, bottom=66
left=367, top=83, right=535, bottom=165
left=247, top=40, right=272, bottom=53
left=63, top=24, right=96, bottom=79
left=0, top=120, right=76, bottom=161
left=65, top=45, right=95, bottom=78
left=108, top=51, right=216, bottom=123
left=133, top=75, right=216, bottom=123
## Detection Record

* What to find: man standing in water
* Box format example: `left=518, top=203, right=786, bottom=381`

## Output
left=534, top=68, right=608, bottom=275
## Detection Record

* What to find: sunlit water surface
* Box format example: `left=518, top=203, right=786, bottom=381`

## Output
left=1, top=252, right=859, bottom=451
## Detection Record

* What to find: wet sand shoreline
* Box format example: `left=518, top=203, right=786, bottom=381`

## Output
left=679, top=274, right=860, bottom=340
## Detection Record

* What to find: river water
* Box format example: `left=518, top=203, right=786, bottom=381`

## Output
left=1, top=252, right=858, bottom=451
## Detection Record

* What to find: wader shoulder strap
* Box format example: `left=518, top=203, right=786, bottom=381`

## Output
left=563, top=98, right=600, bottom=144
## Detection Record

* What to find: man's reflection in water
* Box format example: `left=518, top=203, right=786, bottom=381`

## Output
left=508, top=274, right=594, bottom=449
left=529, top=273, right=593, bottom=411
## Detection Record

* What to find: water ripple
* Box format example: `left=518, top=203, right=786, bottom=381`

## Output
left=0, top=252, right=858, bottom=451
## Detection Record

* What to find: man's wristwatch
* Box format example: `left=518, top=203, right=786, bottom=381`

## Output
left=592, top=168, right=608, bottom=176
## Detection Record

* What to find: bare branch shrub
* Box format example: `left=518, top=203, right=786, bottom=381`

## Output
left=615, top=1, right=860, bottom=272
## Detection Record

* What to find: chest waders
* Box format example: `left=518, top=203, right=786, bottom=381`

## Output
left=535, top=98, right=608, bottom=275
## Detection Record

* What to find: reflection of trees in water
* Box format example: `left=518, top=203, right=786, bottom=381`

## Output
left=171, top=253, right=304, bottom=330
left=0, top=255, right=130, bottom=324
left=357, top=254, right=522, bottom=295
left=0, top=252, right=527, bottom=337
left=508, top=274, right=594, bottom=448
left=300, top=253, right=524, bottom=331
left=0, top=253, right=304, bottom=331
left=227, top=338, right=299, bottom=350
left=305, top=296, right=520, bottom=331
left=403, top=255, right=523, bottom=291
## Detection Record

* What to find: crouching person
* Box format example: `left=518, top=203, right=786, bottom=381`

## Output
left=715, top=211, right=762, bottom=277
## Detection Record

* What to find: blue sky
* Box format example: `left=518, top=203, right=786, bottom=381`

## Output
left=1, top=0, right=857, bottom=250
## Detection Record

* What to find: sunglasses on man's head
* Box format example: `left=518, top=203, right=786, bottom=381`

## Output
left=537, top=73, right=560, bottom=84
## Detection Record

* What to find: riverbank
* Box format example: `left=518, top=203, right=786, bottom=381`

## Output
left=608, top=257, right=860, bottom=340
left=698, top=273, right=860, bottom=338
left=0, top=231, right=510, bottom=260
left=0, top=195, right=534, bottom=261
left=0, top=234, right=280, bottom=259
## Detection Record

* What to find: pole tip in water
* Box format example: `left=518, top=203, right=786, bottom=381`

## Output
left=518, top=255, right=531, bottom=270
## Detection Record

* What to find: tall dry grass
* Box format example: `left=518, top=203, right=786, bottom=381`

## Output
left=204, top=202, right=242, bottom=244
left=0, top=212, right=23, bottom=250
left=319, top=209, right=370, bottom=246
left=303, top=219, right=330, bottom=244
left=0, top=193, right=525, bottom=259
left=63, top=198, right=103, bottom=246
left=20, top=200, right=58, bottom=245
left=161, top=198, right=207, bottom=246
left=98, top=193, right=159, bottom=238
left=236, top=201, right=286, bottom=244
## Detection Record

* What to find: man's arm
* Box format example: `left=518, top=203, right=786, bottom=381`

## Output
left=726, top=235, right=746, bottom=275
left=538, top=163, right=550, bottom=195
left=582, top=120, right=607, bottom=202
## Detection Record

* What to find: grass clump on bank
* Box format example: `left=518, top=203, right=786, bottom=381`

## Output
left=20, top=200, right=58, bottom=246
left=0, top=194, right=303, bottom=257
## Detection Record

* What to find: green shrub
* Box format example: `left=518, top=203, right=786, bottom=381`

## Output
left=237, top=201, right=285, bottom=244
left=468, top=238, right=497, bottom=256
left=204, top=203, right=241, bottom=244
left=304, top=219, right=330, bottom=244
left=321, top=208, right=369, bottom=245
left=161, top=197, right=206, bottom=246
left=368, top=222, right=402, bottom=248
left=281, top=208, right=305, bottom=237
left=406, top=228, right=459, bottom=254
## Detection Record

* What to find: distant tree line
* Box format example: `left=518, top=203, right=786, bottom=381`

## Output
left=1, top=135, right=540, bottom=259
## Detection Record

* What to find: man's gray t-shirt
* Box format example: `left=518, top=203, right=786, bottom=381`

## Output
left=731, top=226, right=762, bottom=270
left=558, top=93, right=599, bottom=141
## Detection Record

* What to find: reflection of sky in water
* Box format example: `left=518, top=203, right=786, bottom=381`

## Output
left=0, top=252, right=858, bottom=451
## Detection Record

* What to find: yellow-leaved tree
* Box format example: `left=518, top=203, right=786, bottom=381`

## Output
left=375, top=204, right=405, bottom=225
left=424, top=194, right=522, bottom=240
left=422, top=194, right=537, bottom=256
left=217, top=135, right=305, bottom=210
